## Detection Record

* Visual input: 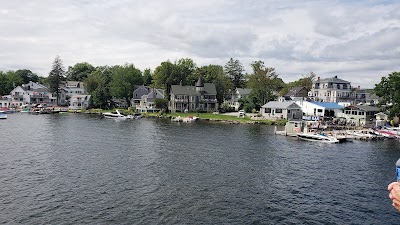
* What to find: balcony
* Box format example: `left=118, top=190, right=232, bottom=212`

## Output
left=174, top=99, right=189, bottom=103
left=31, top=95, right=49, bottom=98
left=200, top=98, right=217, bottom=102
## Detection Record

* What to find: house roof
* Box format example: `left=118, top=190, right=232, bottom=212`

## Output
left=261, top=101, right=301, bottom=109
left=236, top=88, right=251, bottom=95
left=316, top=76, right=350, bottom=84
left=311, top=102, right=343, bottom=109
left=285, top=86, right=307, bottom=96
left=171, top=83, right=217, bottom=95
left=346, top=105, right=380, bottom=112
left=195, top=77, right=204, bottom=87
left=145, top=89, right=165, bottom=99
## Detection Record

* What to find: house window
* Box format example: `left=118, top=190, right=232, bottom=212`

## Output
left=288, top=110, right=291, bottom=113
left=265, top=108, right=271, bottom=113
left=276, top=109, right=282, bottom=113
left=317, top=109, right=323, bottom=113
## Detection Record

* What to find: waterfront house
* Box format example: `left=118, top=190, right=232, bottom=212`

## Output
left=64, top=81, right=86, bottom=97
left=296, top=101, right=344, bottom=118
left=169, top=77, right=218, bottom=113
left=10, top=81, right=67, bottom=106
left=354, top=88, right=381, bottom=105
left=131, top=86, right=151, bottom=108
left=0, top=96, right=12, bottom=108
left=229, top=88, right=252, bottom=111
left=308, top=76, right=355, bottom=103
left=69, top=95, right=91, bottom=110
left=136, top=88, right=165, bottom=113
left=260, top=101, right=302, bottom=120
left=284, top=86, right=308, bottom=100
left=344, top=105, right=380, bottom=127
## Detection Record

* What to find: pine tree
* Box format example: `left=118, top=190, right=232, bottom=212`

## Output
left=48, top=56, right=65, bottom=105
left=224, top=58, right=245, bottom=89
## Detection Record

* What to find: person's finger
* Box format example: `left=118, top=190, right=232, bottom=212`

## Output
left=389, top=182, right=399, bottom=191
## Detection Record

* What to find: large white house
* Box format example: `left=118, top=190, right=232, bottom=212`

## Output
left=296, top=100, right=344, bottom=118
left=308, top=76, right=355, bottom=103
left=10, top=81, right=67, bottom=106
left=64, top=81, right=86, bottom=97
left=260, top=101, right=303, bottom=120
left=69, top=95, right=91, bottom=110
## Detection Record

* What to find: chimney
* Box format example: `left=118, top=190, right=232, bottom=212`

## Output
left=317, top=77, right=320, bottom=81
left=358, top=86, right=360, bottom=90
left=180, top=80, right=183, bottom=86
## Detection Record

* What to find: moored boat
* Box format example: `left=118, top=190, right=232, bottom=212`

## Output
left=297, top=132, right=340, bottom=143
left=0, top=111, right=7, bottom=119
left=103, top=110, right=133, bottom=119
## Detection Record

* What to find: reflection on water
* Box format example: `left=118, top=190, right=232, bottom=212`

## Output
left=0, top=113, right=399, bottom=224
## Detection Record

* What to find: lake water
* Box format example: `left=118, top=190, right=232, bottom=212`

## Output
left=1, top=113, right=400, bottom=224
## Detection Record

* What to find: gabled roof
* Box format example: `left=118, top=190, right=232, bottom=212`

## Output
left=311, top=102, right=343, bottom=109
left=316, top=76, right=350, bottom=84
left=261, top=101, right=301, bottom=109
left=285, top=86, right=307, bottom=96
left=236, top=88, right=251, bottom=95
left=171, top=83, right=217, bottom=95
left=145, top=89, right=165, bottom=99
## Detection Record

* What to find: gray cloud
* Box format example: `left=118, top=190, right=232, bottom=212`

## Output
left=0, top=0, right=399, bottom=88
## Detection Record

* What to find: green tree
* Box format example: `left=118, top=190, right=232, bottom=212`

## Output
left=247, top=61, right=281, bottom=110
left=0, top=71, right=8, bottom=95
left=176, top=58, right=196, bottom=85
left=154, top=98, right=169, bottom=111
left=15, top=69, right=39, bottom=84
left=85, top=66, right=113, bottom=108
left=279, top=72, right=316, bottom=96
left=194, top=65, right=233, bottom=105
left=48, top=56, right=66, bottom=105
left=143, top=68, right=153, bottom=86
left=374, top=71, right=400, bottom=117
left=110, top=64, right=143, bottom=107
left=224, top=58, right=245, bottom=89
left=66, top=62, right=95, bottom=81
left=153, top=61, right=178, bottom=100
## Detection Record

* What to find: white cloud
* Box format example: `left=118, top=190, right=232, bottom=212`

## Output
left=0, top=0, right=399, bottom=88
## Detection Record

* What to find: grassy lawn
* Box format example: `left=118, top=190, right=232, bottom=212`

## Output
left=145, top=112, right=287, bottom=125
left=72, top=109, right=287, bottom=125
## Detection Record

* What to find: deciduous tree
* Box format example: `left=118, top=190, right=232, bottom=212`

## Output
left=110, top=64, right=143, bottom=107
left=374, top=71, right=400, bottom=117
left=85, top=66, right=113, bottom=108
left=66, top=62, right=95, bottom=81
left=247, top=61, right=282, bottom=110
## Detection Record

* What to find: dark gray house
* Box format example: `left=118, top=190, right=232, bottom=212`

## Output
left=284, top=86, right=308, bottom=99
left=169, top=77, right=218, bottom=113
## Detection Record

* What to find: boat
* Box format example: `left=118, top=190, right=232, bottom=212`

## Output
left=0, top=111, right=7, bottom=119
left=133, top=113, right=142, bottom=119
left=103, top=110, right=133, bottom=119
left=171, top=115, right=198, bottom=123
left=297, top=132, right=340, bottom=143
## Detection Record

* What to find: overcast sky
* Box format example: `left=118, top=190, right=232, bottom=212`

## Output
left=1, top=0, right=399, bottom=88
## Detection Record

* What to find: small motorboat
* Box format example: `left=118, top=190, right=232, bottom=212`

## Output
left=103, top=110, right=133, bottom=119
left=0, top=111, right=7, bottom=119
left=297, top=132, right=340, bottom=143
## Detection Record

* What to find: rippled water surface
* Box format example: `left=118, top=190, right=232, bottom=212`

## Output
left=1, top=113, right=400, bottom=224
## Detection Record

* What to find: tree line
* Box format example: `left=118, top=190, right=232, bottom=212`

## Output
left=1, top=56, right=398, bottom=115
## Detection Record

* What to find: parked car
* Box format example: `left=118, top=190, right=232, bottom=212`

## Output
left=238, top=110, right=245, bottom=117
